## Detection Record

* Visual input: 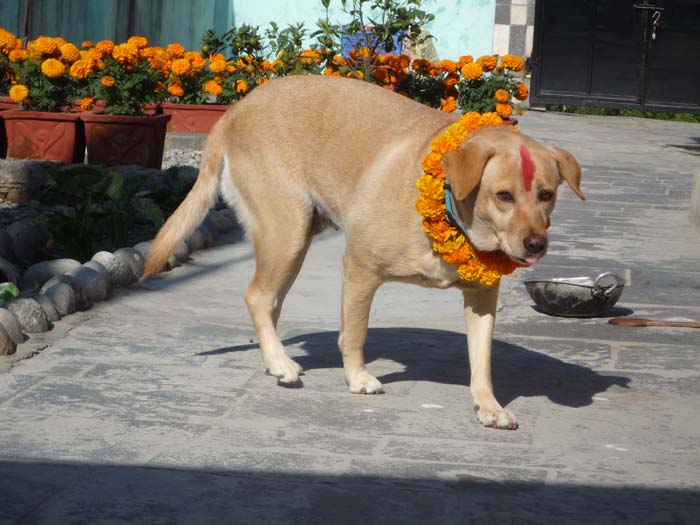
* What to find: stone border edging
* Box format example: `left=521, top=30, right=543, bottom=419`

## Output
left=0, top=207, right=238, bottom=356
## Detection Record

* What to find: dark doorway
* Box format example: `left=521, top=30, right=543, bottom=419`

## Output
left=530, top=0, right=700, bottom=112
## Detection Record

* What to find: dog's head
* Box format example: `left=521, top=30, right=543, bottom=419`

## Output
left=441, top=126, right=584, bottom=266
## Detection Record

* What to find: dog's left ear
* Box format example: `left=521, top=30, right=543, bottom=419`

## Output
left=442, top=136, right=496, bottom=200
left=548, top=146, right=586, bottom=201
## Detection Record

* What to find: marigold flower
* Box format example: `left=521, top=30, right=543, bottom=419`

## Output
left=79, top=96, right=95, bottom=110
left=148, top=49, right=170, bottom=72
left=458, top=55, right=473, bottom=66
left=439, top=59, right=459, bottom=73
left=112, top=43, right=139, bottom=64
left=69, top=59, right=93, bottom=79
left=478, top=112, right=504, bottom=127
left=443, top=73, right=459, bottom=90
left=441, top=96, right=457, bottom=113
left=460, top=62, right=483, bottom=81
left=496, top=103, right=513, bottom=118
left=101, top=75, right=116, bottom=87
left=81, top=40, right=94, bottom=49
left=421, top=152, right=443, bottom=177
left=332, top=55, right=347, bottom=67
left=411, top=58, right=432, bottom=71
left=29, top=36, right=59, bottom=58
left=235, top=79, right=249, bottom=94
left=186, top=51, right=206, bottom=70
left=495, top=89, right=510, bottom=103
left=166, top=43, right=186, bottom=58
left=167, top=83, right=184, bottom=97
left=417, top=175, right=445, bottom=200
left=0, top=28, right=17, bottom=53
left=501, top=54, right=524, bottom=72
left=9, top=84, right=29, bottom=102
left=127, top=36, right=149, bottom=49
left=202, top=79, right=222, bottom=96
left=171, top=58, right=191, bottom=76
left=515, top=82, right=529, bottom=101
left=416, top=197, right=446, bottom=221
left=8, top=49, right=28, bottom=63
left=209, top=59, right=227, bottom=73
left=41, top=58, right=65, bottom=79
left=477, top=55, right=497, bottom=71
left=423, top=220, right=457, bottom=243
left=94, top=40, right=115, bottom=57
left=59, top=43, right=81, bottom=63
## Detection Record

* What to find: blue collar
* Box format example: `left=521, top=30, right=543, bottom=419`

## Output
left=444, top=182, right=470, bottom=237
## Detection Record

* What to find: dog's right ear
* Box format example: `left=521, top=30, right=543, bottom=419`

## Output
left=441, top=136, right=496, bottom=200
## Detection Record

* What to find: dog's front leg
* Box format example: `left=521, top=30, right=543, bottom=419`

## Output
left=338, top=255, right=384, bottom=394
left=463, top=285, right=518, bottom=430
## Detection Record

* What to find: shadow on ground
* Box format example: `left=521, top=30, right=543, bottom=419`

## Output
left=1, top=460, right=696, bottom=523
left=201, top=327, right=629, bottom=409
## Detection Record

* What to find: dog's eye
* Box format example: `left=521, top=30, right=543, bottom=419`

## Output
left=539, top=190, right=555, bottom=202
left=496, top=191, right=514, bottom=202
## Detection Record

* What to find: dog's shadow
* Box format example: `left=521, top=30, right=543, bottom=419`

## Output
left=203, top=327, right=629, bottom=408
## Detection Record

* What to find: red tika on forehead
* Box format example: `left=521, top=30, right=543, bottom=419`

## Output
left=520, top=144, right=535, bottom=192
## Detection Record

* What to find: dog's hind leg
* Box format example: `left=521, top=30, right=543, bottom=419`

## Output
left=244, top=208, right=312, bottom=386
left=338, top=255, right=384, bottom=394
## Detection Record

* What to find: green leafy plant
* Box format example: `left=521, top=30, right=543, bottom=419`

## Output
left=266, top=22, right=326, bottom=77
left=0, top=283, right=20, bottom=304
left=41, top=166, right=166, bottom=261
left=312, top=0, right=435, bottom=81
left=202, top=23, right=267, bottom=64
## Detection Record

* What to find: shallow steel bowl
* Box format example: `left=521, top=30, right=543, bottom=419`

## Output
left=524, top=272, right=626, bottom=318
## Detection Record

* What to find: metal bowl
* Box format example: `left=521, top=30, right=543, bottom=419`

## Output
left=524, top=272, right=626, bottom=318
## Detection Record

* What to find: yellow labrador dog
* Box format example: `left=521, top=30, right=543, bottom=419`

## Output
left=144, top=75, right=584, bottom=430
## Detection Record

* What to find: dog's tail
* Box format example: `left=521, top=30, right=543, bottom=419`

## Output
left=143, top=118, right=226, bottom=279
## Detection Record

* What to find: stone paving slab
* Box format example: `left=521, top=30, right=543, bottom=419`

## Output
left=1, top=111, right=699, bottom=523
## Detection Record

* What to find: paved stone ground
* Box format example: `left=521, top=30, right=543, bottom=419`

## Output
left=1, top=111, right=699, bottom=524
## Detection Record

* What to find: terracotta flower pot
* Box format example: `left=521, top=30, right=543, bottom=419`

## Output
left=0, top=99, right=17, bottom=157
left=0, top=110, right=7, bottom=159
left=1, top=110, right=85, bottom=164
left=160, top=102, right=228, bottom=133
left=0, top=97, right=19, bottom=110
left=80, top=113, right=171, bottom=169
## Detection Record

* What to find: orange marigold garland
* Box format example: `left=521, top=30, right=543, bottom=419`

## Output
left=416, top=112, right=521, bottom=287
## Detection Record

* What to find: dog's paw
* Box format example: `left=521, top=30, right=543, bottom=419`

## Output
left=474, top=404, right=518, bottom=430
left=265, top=356, right=304, bottom=385
left=347, top=370, right=384, bottom=395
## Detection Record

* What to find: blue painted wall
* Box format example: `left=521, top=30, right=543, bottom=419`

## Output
left=233, top=0, right=496, bottom=59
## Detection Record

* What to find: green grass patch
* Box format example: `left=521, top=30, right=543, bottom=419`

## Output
left=545, top=105, right=700, bottom=123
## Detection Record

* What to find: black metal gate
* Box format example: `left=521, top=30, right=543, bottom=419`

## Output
left=530, top=0, right=700, bottom=112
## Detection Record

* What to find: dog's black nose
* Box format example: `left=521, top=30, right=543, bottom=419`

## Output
left=523, top=234, right=547, bottom=255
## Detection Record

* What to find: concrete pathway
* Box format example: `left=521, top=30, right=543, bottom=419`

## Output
left=1, top=111, right=699, bottom=524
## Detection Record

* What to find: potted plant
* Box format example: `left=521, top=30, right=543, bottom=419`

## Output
left=456, top=54, right=529, bottom=122
left=1, top=33, right=86, bottom=163
left=159, top=45, right=231, bottom=133
left=79, top=36, right=172, bottom=169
